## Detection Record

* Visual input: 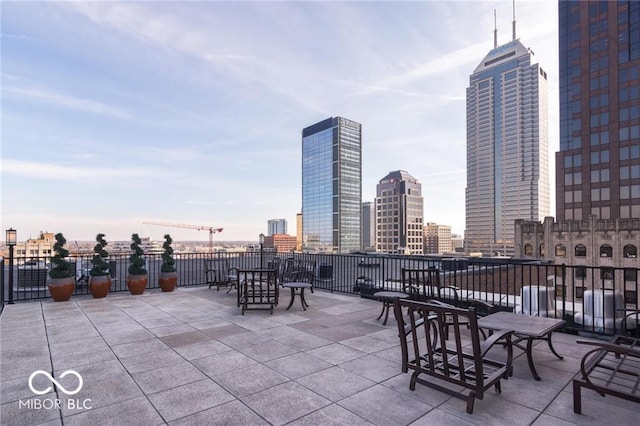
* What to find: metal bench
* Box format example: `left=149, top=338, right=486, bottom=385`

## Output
left=393, top=299, right=514, bottom=414
left=573, top=335, right=640, bottom=414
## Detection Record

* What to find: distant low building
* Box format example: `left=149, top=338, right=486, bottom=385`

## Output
left=451, top=234, right=464, bottom=253
left=264, top=234, right=297, bottom=254
left=423, top=223, right=452, bottom=254
left=15, top=231, right=54, bottom=260
left=515, top=216, right=640, bottom=305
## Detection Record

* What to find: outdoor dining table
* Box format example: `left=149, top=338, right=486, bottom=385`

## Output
left=478, top=311, right=566, bottom=381
left=373, top=291, right=410, bottom=325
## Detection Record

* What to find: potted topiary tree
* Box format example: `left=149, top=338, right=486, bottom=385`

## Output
left=48, top=232, right=75, bottom=301
left=89, top=233, right=111, bottom=298
left=158, top=234, right=177, bottom=292
left=127, top=233, right=148, bottom=295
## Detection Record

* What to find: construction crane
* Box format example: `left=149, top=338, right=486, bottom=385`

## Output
left=143, top=221, right=223, bottom=253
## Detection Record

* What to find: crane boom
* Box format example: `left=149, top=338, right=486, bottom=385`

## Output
left=143, top=221, right=223, bottom=252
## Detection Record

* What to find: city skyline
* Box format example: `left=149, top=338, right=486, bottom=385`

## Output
left=1, top=1, right=559, bottom=242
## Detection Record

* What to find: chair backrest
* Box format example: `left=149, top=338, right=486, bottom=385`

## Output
left=520, top=286, right=555, bottom=315
left=239, top=269, right=278, bottom=301
left=394, top=298, right=484, bottom=385
left=401, top=268, right=443, bottom=300
left=281, top=259, right=316, bottom=283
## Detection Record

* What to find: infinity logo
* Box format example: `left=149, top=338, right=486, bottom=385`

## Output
left=28, top=370, right=83, bottom=396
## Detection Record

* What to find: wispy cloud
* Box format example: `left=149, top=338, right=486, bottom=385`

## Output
left=3, top=86, right=131, bottom=118
left=362, top=41, right=488, bottom=94
left=2, top=159, right=167, bottom=181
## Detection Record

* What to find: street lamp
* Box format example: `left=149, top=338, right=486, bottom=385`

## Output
left=259, top=233, right=265, bottom=269
left=6, top=228, right=17, bottom=304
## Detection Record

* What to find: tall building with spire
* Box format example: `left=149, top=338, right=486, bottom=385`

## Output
left=302, top=117, right=362, bottom=254
left=465, top=8, right=550, bottom=256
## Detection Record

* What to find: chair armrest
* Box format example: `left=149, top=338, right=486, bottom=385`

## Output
left=480, top=329, right=514, bottom=357
left=576, top=339, right=640, bottom=357
left=205, top=269, right=218, bottom=281
left=402, top=314, right=437, bottom=336
left=468, top=300, right=495, bottom=316
left=439, top=285, right=460, bottom=301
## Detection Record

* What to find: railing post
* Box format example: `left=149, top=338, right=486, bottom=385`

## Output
left=1, top=257, right=5, bottom=311
left=8, top=245, right=15, bottom=304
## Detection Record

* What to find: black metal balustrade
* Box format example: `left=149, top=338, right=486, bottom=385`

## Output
left=1, top=252, right=638, bottom=337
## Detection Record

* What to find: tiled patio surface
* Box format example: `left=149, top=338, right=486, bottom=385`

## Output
left=1, top=286, right=638, bottom=425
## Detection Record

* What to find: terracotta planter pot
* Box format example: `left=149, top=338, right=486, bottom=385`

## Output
left=159, top=272, right=178, bottom=292
left=48, top=277, right=75, bottom=302
left=89, top=275, right=111, bottom=298
left=127, top=274, right=147, bottom=295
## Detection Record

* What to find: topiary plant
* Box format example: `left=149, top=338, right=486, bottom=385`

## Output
left=49, top=233, right=73, bottom=279
left=128, top=233, right=147, bottom=275
left=90, top=233, right=110, bottom=276
left=161, top=234, right=176, bottom=273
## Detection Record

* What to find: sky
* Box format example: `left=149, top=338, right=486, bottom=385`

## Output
left=1, top=0, right=559, bottom=243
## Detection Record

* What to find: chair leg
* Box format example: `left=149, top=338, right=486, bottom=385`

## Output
left=466, top=391, right=476, bottom=414
left=573, top=380, right=582, bottom=414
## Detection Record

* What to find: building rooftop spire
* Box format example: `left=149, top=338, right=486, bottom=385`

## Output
left=494, top=9, right=498, bottom=48
left=512, top=0, right=517, bottom=41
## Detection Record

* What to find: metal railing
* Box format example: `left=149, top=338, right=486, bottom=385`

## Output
left=2, top=252, right=638, bottom=337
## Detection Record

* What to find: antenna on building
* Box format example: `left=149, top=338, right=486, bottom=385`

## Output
left=493, top=9, right=498, bottom=48
left=512, top=0, right=517, bottom=40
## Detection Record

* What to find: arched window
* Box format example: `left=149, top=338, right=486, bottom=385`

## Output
left=575, top=244, right=587, bottom=257
left=555, top=244, right=567, bottom=257
left=600, top=244, right=613, bottom=257
left=524, top=244, right=533, bottom=256
left=623, top=244, right=637, bottom=258
left=539, top=244, right=545, bottom=257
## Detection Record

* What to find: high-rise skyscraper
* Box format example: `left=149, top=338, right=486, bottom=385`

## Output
left=556, top=1, right=640, bottom=222
left=361, top=201, right=375, bottom=251
left=302, top=117, right=362, bottom=253
left=375, top=170, right=423, bottom=254
left=465, top=16, right=550, bottom=256
left=267, top=219, right=287, bottom=236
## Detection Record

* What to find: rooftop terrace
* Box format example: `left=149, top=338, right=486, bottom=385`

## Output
left=0, top=286, right=638, bottom=426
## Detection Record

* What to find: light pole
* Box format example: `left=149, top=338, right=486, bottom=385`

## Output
left=259, top=233, right=265, bottom=269
left=6, top=228, right=17, bottom=304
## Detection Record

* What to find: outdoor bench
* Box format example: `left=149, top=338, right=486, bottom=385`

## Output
left=573, top=335, right=640, bottom=414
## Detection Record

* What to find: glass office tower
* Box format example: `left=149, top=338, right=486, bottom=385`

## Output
left=556, top=1, right=640, bottom=221
left=465, top=38, right=550, bottom=256
left=302, top=117, right=362, bottom=253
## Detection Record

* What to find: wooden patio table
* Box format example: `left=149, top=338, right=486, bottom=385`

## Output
left=478, top=311, right=566, bottom=381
